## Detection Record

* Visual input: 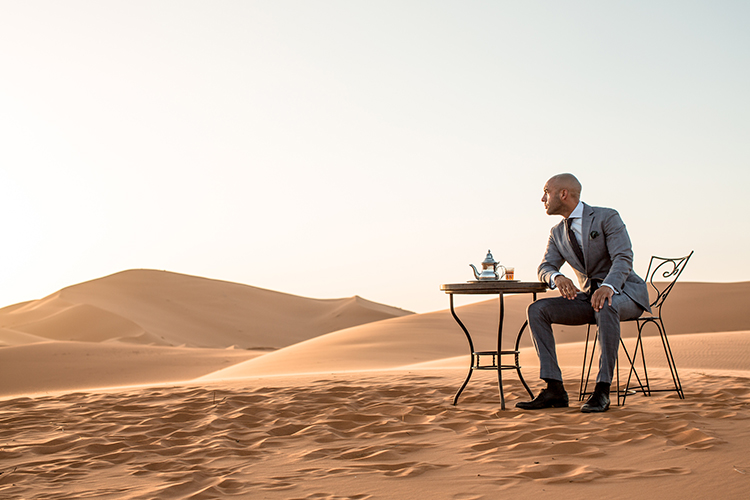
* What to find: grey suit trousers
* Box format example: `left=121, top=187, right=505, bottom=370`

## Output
left=527, top=292, right=643, bottom=384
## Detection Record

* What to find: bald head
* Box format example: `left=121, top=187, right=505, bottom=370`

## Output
left=548, top=173, right=582, bottom=201
left=542, top=173, right=582, bottom=217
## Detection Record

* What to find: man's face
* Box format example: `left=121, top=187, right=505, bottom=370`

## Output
left=542, top=180, right=564, bottom=216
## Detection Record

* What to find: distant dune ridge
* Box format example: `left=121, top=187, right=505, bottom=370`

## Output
left=0, top=269, right=413, bottom=349
left=2, top=272, right=750, bottom=499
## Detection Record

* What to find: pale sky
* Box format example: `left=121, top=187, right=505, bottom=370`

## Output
left=1, top=1, right=748, bottom=313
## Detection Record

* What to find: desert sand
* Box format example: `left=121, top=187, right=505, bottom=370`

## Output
left=1, top=270, right=749, bottom=499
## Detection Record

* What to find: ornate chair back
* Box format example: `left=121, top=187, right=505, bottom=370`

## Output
left=644, top=251, right=694, bottom=317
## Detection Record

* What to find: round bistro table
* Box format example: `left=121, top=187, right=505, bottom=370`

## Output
left=440, top=280, right=548, bottom=409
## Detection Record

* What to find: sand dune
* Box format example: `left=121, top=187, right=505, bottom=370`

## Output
left=0, top=269, right=411, bottom=398
left=0, top=269, right=412, bottom=349
left=0, top=342, right=260, bottom=399
left=2, top=275, right=750, bottom=499
left=202, top=282, right=750, bottom=379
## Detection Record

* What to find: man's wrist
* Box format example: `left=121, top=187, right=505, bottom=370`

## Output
left=550, top=272, right=563, bottom=289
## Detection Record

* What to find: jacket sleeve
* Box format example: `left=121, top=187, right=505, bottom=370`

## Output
left=538, top=228, right=566, bottom=287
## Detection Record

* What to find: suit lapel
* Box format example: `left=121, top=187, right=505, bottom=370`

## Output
left=581, top=203, right=594, bottom=272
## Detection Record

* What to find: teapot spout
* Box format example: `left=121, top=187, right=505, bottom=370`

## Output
left=469, top=264, right=481, bottom=280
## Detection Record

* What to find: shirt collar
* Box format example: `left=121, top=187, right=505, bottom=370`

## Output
left=568, top=201, right=584, bottom=219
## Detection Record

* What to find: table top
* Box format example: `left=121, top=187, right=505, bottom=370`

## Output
left=440, top=281, right=549, bottom=295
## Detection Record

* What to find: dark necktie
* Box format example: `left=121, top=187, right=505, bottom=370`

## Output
left=565, top=218, right=585, bottom=266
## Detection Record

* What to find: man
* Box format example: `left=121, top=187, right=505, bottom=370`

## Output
left=516, top=173, right=650, bottom=413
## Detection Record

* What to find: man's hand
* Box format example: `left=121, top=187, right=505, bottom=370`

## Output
left=591, top=286, right=614, bottom=312
left=554, top=275, right=579, bottom=300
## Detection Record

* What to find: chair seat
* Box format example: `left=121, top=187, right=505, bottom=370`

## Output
left=625, top=315, right=658, bottom=322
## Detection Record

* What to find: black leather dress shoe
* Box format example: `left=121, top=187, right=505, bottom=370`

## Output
left=581, top=390, right=610, bottom=413
left=515, top=387, right=569, bottom=410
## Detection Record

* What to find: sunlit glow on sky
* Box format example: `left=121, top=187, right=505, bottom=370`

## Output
left=1, top=1, right=748, bottom=313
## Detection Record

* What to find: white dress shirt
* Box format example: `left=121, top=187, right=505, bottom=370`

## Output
left=567, top=201, right=584, bottom=248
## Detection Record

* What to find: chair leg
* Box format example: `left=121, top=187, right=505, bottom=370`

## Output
left=581, top=326, right=626, bottom=404
left=581, top=321, right=671, bottom=406
left=616, top=337, right=641, bottom=405
left=615, top=337, right=642, bottom=405
left=582, top=335, right=627, bottom=406
left=624, top=319, right=684, bottom=402
left=637, top=324, right=652, bottom=397
left=657, top=319, right=685, bottom=399
left=618, top=335, right=648, bottom=404
left=623, top=321, right=652, bottom=404
left=579, top=324, right=592, bottom=401
left=615, top=345, right=621, bottom=406
left=623, top=334, right=638, bottom=406
left=580, top=325, right=599, bottom=402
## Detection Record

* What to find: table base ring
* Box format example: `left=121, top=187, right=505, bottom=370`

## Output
left=473, top=365, right=527, bottom=371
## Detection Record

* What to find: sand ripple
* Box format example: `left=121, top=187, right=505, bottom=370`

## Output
left=1, top=371, right=749, bottom=499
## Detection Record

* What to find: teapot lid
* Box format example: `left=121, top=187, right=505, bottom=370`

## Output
left=482, top=250, right=497, bottom=264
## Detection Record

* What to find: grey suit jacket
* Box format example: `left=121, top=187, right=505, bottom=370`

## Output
left=538, top=203, right=651, bottom=313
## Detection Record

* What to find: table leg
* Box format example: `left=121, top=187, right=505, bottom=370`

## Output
left=514, top=320, right=534, bottom=398
left=497, top=293, right=505, bottom=410
left=514, top=291, right=538, bottom=399
left=449, top=294, right=475, bottom=406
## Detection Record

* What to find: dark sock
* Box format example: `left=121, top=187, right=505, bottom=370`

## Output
left=595, top=382, right=610, bottom=394
left=544, top=378, right=565, bottom=393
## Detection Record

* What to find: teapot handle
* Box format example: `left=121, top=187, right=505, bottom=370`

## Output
left=496, top=264, right=506, bottom=279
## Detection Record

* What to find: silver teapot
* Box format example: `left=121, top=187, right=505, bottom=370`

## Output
left=470, top=249, right=506, bottom=280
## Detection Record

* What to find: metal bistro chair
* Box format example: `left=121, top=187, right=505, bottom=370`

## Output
left=579, top=251, right=694, bottom=405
